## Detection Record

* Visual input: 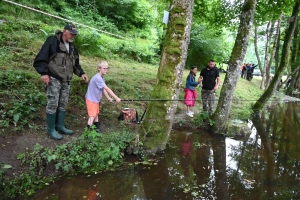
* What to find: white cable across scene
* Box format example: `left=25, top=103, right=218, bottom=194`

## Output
left=3, top=0, right=128, bottom=39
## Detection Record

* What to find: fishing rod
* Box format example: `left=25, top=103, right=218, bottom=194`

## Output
left=119, top=98, right=300, bottom=102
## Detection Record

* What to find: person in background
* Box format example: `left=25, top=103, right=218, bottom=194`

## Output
left=244, top=64, right=251, bottom=80
left=33, top=23, right=89, bottom=140
left=198, top=59, right=220, bottom=115
left=249, top=64, right=258, bottom=81
left=85, top=61, right=121, bottom=133
left=184, top=66, right=200, bottom=117
left=286, top=78, right=292, bottom=88
left=241, top=63, right=246, bottom=78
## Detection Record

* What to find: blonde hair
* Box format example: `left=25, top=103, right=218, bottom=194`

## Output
left=97, top=61, right=108, bottom=69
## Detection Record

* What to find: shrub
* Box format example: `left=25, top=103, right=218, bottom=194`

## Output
left=0, top=71, right=46, bottom=129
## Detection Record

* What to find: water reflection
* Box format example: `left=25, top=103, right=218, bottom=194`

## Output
left=136, top=151, right=172, bottom=199
left=180, top=132, right=192, bottom=177
left=211, top=135, right=228, bottom=200
left=31, top=102, right=300, bottom=200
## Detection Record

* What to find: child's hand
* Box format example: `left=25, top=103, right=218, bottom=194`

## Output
left=108, top=98, right=113, bottom=102
left=115, top=98, right=121, bottom=103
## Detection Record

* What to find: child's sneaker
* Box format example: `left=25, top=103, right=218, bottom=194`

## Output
left=186, top=112, right=194, bottom=117
left=189, top=111, right=194, bottom=115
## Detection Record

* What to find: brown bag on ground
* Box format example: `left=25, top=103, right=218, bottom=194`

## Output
left=118, top=108, right=139, bottom=123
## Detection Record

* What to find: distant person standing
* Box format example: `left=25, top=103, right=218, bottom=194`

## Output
left=245, top=64, right=251, bottom=80
left=184, top=66, right=200, bottom=117
left=198, top=60, right=220, bottom=115
left=33, top=23, right=89, bottom=140
left=241, top=63, right=246, bottom=78
left=249, top=64, right=258, bottom=81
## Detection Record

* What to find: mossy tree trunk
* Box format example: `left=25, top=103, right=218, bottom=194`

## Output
left=253, top=2, right=300, bottom=111
left=286, top=20, right=299, bottom=95
left=294, top=68, right=300, bottom=91
left=212, top=0, right=257, bottom=133
left=140, top=0, right=194, bottom=153
left=255, top=18, right=280, bottom=90
left=256, top=22, right=273, bottom=90
left=275, top=29, right=281, bottom=71
left=267, top=14, right=282, bottom=88
left=264, top=22, right=275, bottom=88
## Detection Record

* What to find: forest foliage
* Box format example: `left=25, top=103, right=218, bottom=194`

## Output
left=0, top=0, right=233, bottom=68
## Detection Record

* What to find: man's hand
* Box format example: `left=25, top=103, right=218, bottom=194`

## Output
left=214, top=85, right=219, bottom=90
left=41, top=75, right=50, bottom=85
left=214, top=77, right=221, bottom=90
left=81, top=74, right=89, bottom=83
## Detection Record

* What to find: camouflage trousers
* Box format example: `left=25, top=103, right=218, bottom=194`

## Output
left=201, top=89, right=215, bottom=114
left=46, top=77, right=70, bottom=114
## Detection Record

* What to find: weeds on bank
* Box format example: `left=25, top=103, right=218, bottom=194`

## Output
left=0, top=71, right=46, bottom=130
left=0, top=129, right=136, bottom=199
left=0, top=162, right=12, bottom=176
left=193, top=112, right=215, bottom=127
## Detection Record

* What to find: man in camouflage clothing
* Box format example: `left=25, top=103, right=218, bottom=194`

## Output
left=33, top=23, right=89, bottom=140
left=198, top=60, right=220, bottom=115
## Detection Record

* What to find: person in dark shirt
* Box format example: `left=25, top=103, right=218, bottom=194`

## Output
left=248, top=64, right=258, bottom=81
left=198, top=60, right=220, bottom=115
left=244, top=64, right=251, bottom=80
left=33, top=23, right=89, bottom=140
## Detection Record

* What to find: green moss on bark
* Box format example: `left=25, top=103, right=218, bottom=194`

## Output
left=167, top=47, right=181, bottom=55
left=151, top=85, right=171, bottom=98
left=139, top=4, right=190, bottom=153
left=243, top=0, right=255, bottom=12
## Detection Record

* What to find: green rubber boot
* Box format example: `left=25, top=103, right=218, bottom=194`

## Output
left=56, top=110, right=73, bottom=135
left=46, top=113, right=63, bottom=140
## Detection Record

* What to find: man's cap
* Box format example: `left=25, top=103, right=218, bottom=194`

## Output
left=64, top=23, right=78, bottom=35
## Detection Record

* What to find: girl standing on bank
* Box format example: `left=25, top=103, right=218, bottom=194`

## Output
left=184, top=66, right=200, bottom=117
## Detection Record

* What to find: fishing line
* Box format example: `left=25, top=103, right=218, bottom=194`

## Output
left=119, top=98, right=300, bottom=102
left=3, top=0, right=128, bottom=39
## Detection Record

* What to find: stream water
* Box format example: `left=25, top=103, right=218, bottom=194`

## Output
left=31, top=102, right=300, bottom=200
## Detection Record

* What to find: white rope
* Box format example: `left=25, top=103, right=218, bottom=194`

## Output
left=3, top=0, right=128, bottom=39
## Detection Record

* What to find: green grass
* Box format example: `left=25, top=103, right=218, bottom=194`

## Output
left=232, top=75, right=264, bottom=118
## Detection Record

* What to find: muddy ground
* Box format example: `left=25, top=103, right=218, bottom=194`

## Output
left=0, top=101, right=197, bottom=180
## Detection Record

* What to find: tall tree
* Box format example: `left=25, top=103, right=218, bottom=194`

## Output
left=254, top=21, right=276, bottom=90
left=254, top=25, right=264, bottom=87
left=251, top=0, right=293, bottom=90
left=140, top=0, right=194, bottom=153
left=286, top=19, right=300, bottom=95
left=212, top=0, right=257, bottom=133
left=253, top=2, right=300, bottom=111
left=263, top=21, right=274, bottom=89
left=266, top=15, right=282, bottom=88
